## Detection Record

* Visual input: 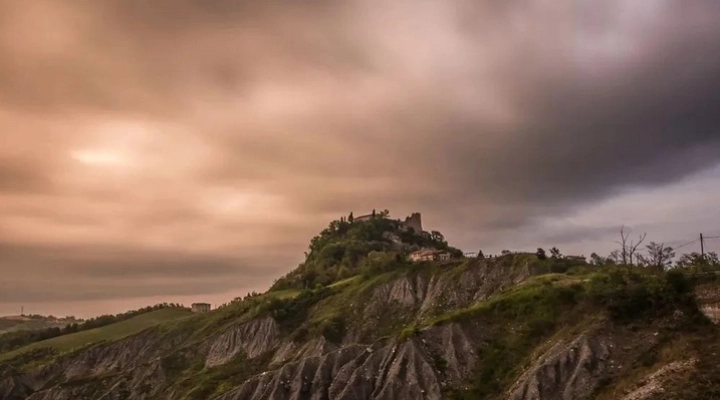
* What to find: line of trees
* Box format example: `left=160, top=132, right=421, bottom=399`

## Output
left=0, top=303, right=185, bottom=354
left=530, top=226, right=718, bottom=274
left=585, top=226, right=719, bottom=272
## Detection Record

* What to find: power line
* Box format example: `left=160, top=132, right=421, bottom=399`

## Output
left=674, top=238, right=700, bottom=250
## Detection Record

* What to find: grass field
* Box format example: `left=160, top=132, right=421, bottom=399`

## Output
left=0, top=308, right=192, bottom=361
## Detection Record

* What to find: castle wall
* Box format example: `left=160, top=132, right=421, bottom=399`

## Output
left=404, top=213, right=423, bottom=233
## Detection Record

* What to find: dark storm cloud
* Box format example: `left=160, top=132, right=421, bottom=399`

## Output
left=2, top=0, right=720, bottom=314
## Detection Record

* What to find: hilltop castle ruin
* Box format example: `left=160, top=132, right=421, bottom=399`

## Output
left=353, top=211, right=423, bottom=233
left=403, top=212, right=423, bottom=233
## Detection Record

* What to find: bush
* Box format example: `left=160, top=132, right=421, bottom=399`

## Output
left=320, top=315, right=347, bottom=343
left=587, top=268, right=694, bottom=321
left=360, top=251, right=405, bottom=278
left=258, top=288, right=331, bottom=331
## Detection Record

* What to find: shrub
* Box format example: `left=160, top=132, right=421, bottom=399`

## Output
left=320, top=315, right=347, bottom=343
left=586, top=268, right=694, bottom=321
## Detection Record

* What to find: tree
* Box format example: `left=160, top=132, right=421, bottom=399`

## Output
left=360, top=251, right=402, bottom=277
left=614, top=226, right=646, bottom=265
left=477, top=249, right=485, bottom=259
left=550, top=247, right=562, bottom=259
left=536, top=248, right=547, bottom=260
left=607, top=250, right=622, bottom=265
left=348, top=212, right=354, bottom=223
left=639, top=242, right=675, bottom=271
left=430, top=230, right=446, bottom=244
left=501, top=249, right=511, bottom=256
left=676, top=251, right=720, bottom=270
left=589, top=253, right=605, bottom=266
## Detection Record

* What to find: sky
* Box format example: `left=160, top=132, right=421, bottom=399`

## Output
left=1, top=0, right=720, bottom=317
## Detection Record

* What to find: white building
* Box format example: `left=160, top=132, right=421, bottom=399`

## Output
left=191, top=303, right=211, bottom=313
left=409, top=249, right=451, bottom=262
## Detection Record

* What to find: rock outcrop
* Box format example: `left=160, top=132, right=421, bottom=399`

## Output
left=205, top=317, right=281, bottom=367
left=365, top=259, right=536, bottom=320
left=0, top=378, right=32, bottom=400
left=621, top=359, right=697, bottom=400
left=508, top=331, right=611, bottom=400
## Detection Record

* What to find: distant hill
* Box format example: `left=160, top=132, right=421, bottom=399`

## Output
left=0, top=316, right=78, bottom=334
left=0, top=308, right=192, bottom=362
left=0, top=304, right=190, bottom=356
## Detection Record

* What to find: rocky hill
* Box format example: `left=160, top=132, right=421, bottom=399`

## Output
left=2, top=215, right=720, bottom=400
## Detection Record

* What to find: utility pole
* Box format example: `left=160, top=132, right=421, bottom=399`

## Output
left=700, top=233, right=705, bottom=259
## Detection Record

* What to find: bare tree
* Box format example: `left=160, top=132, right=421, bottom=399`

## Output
left=614, top=226, right=647, bottom=265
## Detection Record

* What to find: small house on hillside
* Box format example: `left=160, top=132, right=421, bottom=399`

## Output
left=191, top=303, right=211, bottom=313
left=409, top=249, right=451, bottom=262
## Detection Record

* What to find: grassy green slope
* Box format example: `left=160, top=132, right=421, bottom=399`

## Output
left=0, top=308, right=192, bottom=361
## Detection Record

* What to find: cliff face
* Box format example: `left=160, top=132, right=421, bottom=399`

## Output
left=205, top=318, right=281, bottom=368
left=508, top=331, right=612, bottom=400
left=369, top=257, right=535, bottom=315
left=1, top=256, right=715, bottom=400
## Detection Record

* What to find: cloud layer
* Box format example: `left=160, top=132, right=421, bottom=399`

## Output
left=2, top=0, right=720, bottom=316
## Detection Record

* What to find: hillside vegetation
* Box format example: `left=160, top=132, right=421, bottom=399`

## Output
left=2, top=214, right=720, bottom=400
left=0, top=308, right=192, bottom=362
left=270, top=212, right=461, bottom=291
left=0, top=304, right=186, bottom=355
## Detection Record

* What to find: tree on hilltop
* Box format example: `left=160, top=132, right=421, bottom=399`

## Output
left=430, top=230, right=446, bottom=244
left=676, top=251, right=719, bottom=270
left=550, top=247, right=562, bottom=259
left=536, top=248, right=547, bottom=260
left=638, top=242, right=675, bottom=271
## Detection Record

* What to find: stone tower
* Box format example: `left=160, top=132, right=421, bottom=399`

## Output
left=404, top=213, right=423, bottom=233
